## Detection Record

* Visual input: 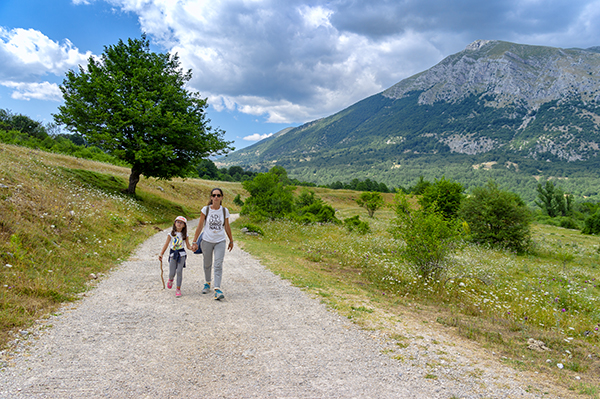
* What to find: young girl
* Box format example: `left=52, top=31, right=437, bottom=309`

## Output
left=191, top=188, right=234, bottom=300
left=159, top=216, right=192, bottom=298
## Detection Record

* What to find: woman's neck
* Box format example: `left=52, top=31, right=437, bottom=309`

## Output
left=210, top=203, right=221, bottom=209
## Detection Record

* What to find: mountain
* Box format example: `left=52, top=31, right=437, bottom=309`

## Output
left=218, top=40, right=600, bottom=203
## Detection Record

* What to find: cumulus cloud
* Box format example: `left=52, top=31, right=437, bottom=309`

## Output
left=0, top=27, right=92, bottom=82
left=243, top=133, right=274, bottom=142
left=0, top=81, right=63, bottom=101
left=96, top=0, right=598, bottom=125
left=6, top=0, right=598, bottom=125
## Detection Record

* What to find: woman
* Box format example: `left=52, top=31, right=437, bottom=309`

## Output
left=192, top=188, right=234, bottom=300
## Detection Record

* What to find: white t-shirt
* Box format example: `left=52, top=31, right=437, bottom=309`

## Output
left=169, top=231, right=187, bottom=256
left=201, top=206, right=230, bottom=243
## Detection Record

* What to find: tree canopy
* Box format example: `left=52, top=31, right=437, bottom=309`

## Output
left=54, top=35, right=232, bottom=195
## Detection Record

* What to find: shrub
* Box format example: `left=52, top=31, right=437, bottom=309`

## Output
left=391, top=192, right=462, bottom=279
left=418, top=176, right=464, bottom=220
left=233, top=194, right=244, bottom=206
left=356, top=191, right=385, bottom=218
left=292, top=189, right=339, bottom=224
left=241, top=171, right=294, bottom=220
left=582, top=210, right=600, bottom=235
left=559, top=217, right=579, bottom=230
left=240, top=223, right=264, bottom=235
left=459, top=181, right=532, bottom=253
left=343, top=215, right=370, bottom=234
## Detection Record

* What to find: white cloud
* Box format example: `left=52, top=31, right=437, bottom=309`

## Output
left=0, top=81, right=63, bottom=101
left=0, top=27, right=92, bottom=82
left=9, top=0, right=600, bottom=126
left=243, top=133, right=274, bottom=141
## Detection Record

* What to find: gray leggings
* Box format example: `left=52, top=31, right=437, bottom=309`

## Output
left=168, top=252, right=186, bottom=288
left=201, top=240, right=226, bottom=288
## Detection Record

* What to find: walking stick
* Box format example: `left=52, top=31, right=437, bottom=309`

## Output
left=160, top=259, right=165, bottom=289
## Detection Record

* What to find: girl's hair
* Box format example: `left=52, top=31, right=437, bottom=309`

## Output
left=170, top=219, right=187, bottom=238
left=206, top=187, right=224, bottom=207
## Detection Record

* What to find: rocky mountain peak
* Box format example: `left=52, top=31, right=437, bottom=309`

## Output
left=383, top=40, right=600, bottom=110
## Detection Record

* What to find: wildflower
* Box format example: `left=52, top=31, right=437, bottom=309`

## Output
left=561, top=308, right=566, bottom=312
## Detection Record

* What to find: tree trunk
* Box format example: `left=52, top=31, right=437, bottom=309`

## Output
left=127, top=167, right=141, bottom=195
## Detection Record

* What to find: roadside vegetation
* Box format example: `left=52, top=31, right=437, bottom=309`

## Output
left=235, top=167, right=600, bottom=397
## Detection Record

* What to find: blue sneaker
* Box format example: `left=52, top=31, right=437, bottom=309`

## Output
left=214, top=288, right=224, bottom=300
left=202, top=283, right=211, bottom=294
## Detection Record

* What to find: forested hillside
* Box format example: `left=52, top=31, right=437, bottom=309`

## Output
left=219, top=40, right=600, bottom=204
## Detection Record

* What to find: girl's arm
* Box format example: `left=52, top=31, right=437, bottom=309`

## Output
left=185, top=237, right=192, bottom=250
left=158, top=235, right=170, bottom=261
left=224, top=218, right=234, bottom=251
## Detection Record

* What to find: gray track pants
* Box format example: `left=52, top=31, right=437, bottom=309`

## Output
left=168, top=252, right=186, bottom=288
left=201, top=240, right=226, bottom=288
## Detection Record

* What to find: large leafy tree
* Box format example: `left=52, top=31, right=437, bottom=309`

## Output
left=54, top=35, right=232, bottom=195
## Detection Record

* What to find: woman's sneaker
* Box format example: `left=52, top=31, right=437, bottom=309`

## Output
left=167, top=279, right=173, bottom=289
left=202, top=283, right=211, bottom=294
left=175, top=288, right=182, bottom=297
left=214, top=288, right=224, bottom=300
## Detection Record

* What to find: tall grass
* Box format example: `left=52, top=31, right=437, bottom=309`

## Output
left=0, top=143, right=244, bottom=348
left=236, top=198, right=600, bottom=393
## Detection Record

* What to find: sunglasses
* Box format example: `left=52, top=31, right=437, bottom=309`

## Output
left=211, top=193, right=222, bottom=197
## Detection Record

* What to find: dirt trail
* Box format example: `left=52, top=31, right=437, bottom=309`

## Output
left=0, top=217, right=571, bottom=398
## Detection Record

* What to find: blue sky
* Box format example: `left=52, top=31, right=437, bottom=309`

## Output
left=2, top=0, right=600, bottom=151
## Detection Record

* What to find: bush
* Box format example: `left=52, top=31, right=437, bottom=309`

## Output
left=343, top=215, right=370, bottom=234
left=582, top=210, right=600, bottom=235
left=559, top=217, right=580, bottom=230
left=418, top=176, right=464, bottom=220
left=459, top=181, right=532, bottom=253
left=292, top=189, right=339, bottom=224
left=356, top=191, right=385, bottom=218
left=241, top=171, right=294, bottom=220
left=391, top=192, right=462, bottom=279
left=233, top=194, right=244, bottom=207
left=240, top=223, right=264, bottom=235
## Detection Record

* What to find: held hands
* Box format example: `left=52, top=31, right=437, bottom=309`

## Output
left=192, top=243, right=198, bottom=252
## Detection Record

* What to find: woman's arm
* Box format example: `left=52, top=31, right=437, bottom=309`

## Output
left=192, top=213, right=206, bottom=251
left=224, top=218, right=234, bottom=251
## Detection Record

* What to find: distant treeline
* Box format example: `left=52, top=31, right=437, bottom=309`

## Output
left=0, top=109, right=127, bottom=166
left=199, top=159, right=441, bottom=194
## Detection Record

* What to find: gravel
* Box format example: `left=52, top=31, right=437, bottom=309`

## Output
left=0, top=217, right=572, bottom=398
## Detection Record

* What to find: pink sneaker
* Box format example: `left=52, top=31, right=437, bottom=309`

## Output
left=175, top=288, right=181, bottom=297
left=167, top=279, right=173, bottom=289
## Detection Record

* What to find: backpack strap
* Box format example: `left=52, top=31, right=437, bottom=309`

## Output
left=205, top=206, right=227, bottom=226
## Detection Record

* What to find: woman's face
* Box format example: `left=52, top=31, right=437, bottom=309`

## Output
left=211, top=190, right=223, bottom=202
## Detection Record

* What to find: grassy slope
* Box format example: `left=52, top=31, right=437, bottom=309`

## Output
left=1, top=143, right=599, bottom=396
left=0, top=143, right=245, bottom=347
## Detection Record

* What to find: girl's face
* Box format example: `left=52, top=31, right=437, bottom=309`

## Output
left=174, top=220, right=185, bottom=231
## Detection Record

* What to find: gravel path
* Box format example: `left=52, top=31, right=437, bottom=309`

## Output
left=0, top=217, right=571, bottom=398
